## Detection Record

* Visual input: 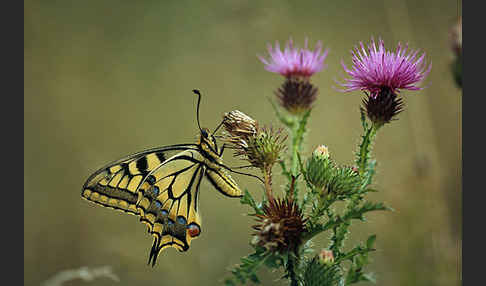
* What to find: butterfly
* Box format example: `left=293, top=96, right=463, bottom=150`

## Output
left=81, top=90, right=255, bottom=266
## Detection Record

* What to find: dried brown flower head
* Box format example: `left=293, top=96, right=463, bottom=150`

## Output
left=252, top=198, right=306, bottom=252
left=222, top=110, right=258, bottom=140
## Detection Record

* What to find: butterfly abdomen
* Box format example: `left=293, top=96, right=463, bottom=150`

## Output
left=205, top=165, right=243, bottom=198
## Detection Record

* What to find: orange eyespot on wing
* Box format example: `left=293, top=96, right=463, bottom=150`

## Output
left=134, top=150, right=206, bottom=266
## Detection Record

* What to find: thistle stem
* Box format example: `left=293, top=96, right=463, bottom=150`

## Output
left=287, top=255, right=299, bottom=286
left=288, top=111, right=310, bottom=200
left=263, top=164, right=274, bottom=202
left=290, top=124, right=301, bottom=176
left=357, top=126, right=377, bottom=176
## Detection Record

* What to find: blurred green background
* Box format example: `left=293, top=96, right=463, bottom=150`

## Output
left=24, top=0, right=461, bottom=285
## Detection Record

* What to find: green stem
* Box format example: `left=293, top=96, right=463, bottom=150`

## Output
left=288, top=111, right=311, bottom=198
left=357, top=126, right=377, bottom=176
left=288, top=257, right=298, bottom=286
left=290, top=123, right=302, bottom=176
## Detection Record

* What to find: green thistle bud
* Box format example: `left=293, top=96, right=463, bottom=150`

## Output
left=318, top=249, right=335, bottom=265
left=246, top=127, right=287, bottom=170
left=313, top=144, right=329, bottom=159
left=222, top=110, right=287, bottom=171
left=326, top=166, right=362, bottom=195
left=306, top=145, right=335, bottom=190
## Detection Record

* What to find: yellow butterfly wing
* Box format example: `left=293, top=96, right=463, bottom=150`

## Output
left=82, top=144, right=245, bottom=267
left=81, top=145, right=198, bottom=216
left=132, top=149, right=206, bottom=266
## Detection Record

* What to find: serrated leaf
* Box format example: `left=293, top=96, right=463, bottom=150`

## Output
left=263, top=253, right=282, bottom=268
left=240, top=189, right=263, bottom=215
left=226, top=248, right=269, bottom=285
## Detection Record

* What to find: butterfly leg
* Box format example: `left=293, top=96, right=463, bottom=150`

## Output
left=218, top=143, right=226, bottom=157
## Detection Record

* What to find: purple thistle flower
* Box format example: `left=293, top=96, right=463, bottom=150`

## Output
left=259, top=38, right=329, bottom=78
left=337, top=37, right=431, bottom=97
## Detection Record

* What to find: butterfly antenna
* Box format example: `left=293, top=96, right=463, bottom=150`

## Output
left=192, top=89, right=203, bottom=132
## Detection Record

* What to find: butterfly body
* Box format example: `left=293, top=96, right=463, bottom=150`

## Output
left=82, top=126, right=243, bottom=266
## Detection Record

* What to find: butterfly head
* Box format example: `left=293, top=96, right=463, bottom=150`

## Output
left=192, top=89, right=222, bottom=158
left=198, top=127, right=220, bottom=157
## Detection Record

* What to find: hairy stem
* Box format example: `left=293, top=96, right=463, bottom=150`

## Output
left=357, top=126, right=377, bottom=176
left=287, top=252, right=299, bottom=286
left=290, top=123, right=301, bottom=176
left=263, top=164, right=274, bottom=202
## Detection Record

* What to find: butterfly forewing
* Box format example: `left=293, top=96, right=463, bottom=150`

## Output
left=81, top=145, right=198, bottom=216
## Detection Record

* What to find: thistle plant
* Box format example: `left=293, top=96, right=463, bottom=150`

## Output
left=224, top=37, right=430, bottom=286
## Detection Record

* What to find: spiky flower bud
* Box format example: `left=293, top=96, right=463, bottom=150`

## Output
left=247, top=127, right=287, bottom=170
left=326, top=165, right=362, bottom=195
left=306, top=145, right=335, bottom=190
left=361, top=87, right=404, bottom=129
left=318, top=249, right=335, bottom=265
left=252, top=198, right=306, bottom=252
left=313, top=144, right=329, bottom=159
left=223, top=111, right=287, bottom=171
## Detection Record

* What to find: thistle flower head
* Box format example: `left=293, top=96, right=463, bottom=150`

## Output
left=449, top=17, right=462, bottom=57
left=449, top=17, right=462, bottom=88
left=222, top=111, right=287, bottom=170
left=337, top=37, right=431, bottom=98
left=362, top=87, right=404, bottom=128
left=259, top=38, right=329, bottom=79
left=252, top=198, right=306, bottom=252
left=275, top=78, right=319, bottom=115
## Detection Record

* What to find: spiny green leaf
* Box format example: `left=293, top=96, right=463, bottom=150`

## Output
left=303, top=257, right=342, bottom=286
left=240, top=189, right=263, bottom=215
left=226, top=247, right=269, bottom=285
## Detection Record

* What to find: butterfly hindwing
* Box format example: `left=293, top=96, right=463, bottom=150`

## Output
left=81, top=145, right=198, bottom=216
left=135, top=150, right=205, bottom=265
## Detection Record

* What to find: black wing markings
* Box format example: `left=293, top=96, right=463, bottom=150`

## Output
left=147, top=164, right=205, bottom=266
